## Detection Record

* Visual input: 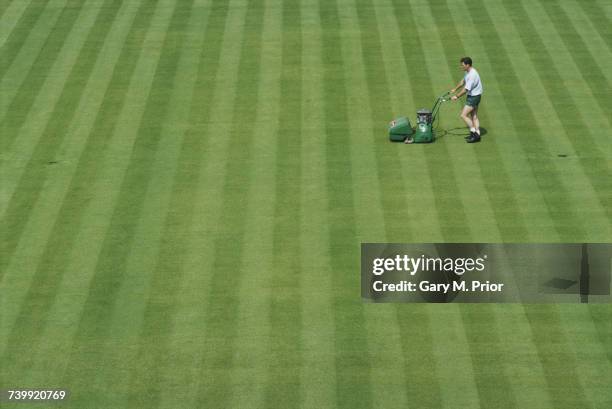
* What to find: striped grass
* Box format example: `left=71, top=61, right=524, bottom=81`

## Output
left=1, top=1, right=611, bottom=408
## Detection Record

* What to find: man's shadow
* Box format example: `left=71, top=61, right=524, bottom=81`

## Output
left=436, top=126, right=488, bottom=140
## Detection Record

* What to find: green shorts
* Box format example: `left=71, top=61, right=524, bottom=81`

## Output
left=466, top=94, right=481, bottom=107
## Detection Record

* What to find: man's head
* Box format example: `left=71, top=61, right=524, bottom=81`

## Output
left=460, top=57, right=472, bottom=72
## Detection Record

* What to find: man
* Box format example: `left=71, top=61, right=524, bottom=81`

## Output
left=450, top=57, right=483, bottom=143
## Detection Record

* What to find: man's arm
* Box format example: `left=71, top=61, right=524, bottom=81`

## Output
left=450, top=79, right=464, bottom=94
left=451, top=79, right=469, bottom=101
left=453, top=88, right=468, bottom=98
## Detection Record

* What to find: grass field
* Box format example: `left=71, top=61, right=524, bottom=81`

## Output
left=1, top=0, right=611, bottom=407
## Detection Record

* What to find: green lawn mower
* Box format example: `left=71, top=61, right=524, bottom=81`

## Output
left=388, top=91, right=452, bottom=144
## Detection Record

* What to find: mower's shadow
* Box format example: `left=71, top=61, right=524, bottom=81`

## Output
left=436, top=127, right=488, bottom=140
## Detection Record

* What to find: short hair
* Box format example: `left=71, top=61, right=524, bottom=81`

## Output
left=460, top=57, right=473, bottom=66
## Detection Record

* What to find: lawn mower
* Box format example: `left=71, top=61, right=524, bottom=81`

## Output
left=388, top=91, right=452, bottom=143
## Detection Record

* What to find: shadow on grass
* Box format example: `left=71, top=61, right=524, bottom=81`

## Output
left=436, top=126, right=488, bottom=140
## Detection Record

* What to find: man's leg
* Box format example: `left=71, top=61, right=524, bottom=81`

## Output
left=472, top=105, right=480, bottom=135
left=461, top=105, right=478, bottom=141
left=468, top=108, right=480, bottom=142
left=460, top=105, right=475, bottom=130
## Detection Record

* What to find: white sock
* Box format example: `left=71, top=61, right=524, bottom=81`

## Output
left=476, top=128, right=480, bottom=135
left=470, top=127, right=476, bottom=133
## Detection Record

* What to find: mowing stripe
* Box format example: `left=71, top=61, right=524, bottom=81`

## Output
left=562, top=1, right=612, bottom=86
left=0, top=0, right=70, bottom=218
left=462, top=0, right=586, bottom=241
left=227, top=1, right=280, bottom=406
left=421, top=305, right=484, bottom=409
left=424, top=0, right=530, bottom=241
left=0, top=0, right=95, bottom=280
left=457, top=304, right=519, bottom=408
left=352, top=0, right=412, bottom=243
left=150, top=1, right=233, bottom=406
left=389, top=2, right=480, bottom=407
left=158, top=0, right=248, bottom=404
left=342, top=1, right=412, bottom=407
left=405, top=3, right=521, bottom=408
left=492, top=254, right=554, bottom=408
left=448, top=0, right=600, bottom=242
left=521, top=304, right=593, bottom=409
left=385, top=5, right=449, bottom=409
left=154, top=1, right=241, bottom=406
left=0, top=0, right=121, bottom=363
left=320, top=1, right=374, bottom=408
left=49, top=0, right=188, bottom=396
left=395, top=304, right=444, bottom=409
left=390, top=0, right=470, bottom=241
left=574, top=0, right=612, bottom=55
left=87, top=1, right=206, bottom=407
left=340, top=2, right=386, bottom=246
left=0, top=0, right=74, bottom=223
left=588, top=305, right=612, bottom=365
left=426, top=4, right=543, bottom=405
left=0, top=0, right=81, bottom=153
left=408, top=3, right=509, bottom=408
left=448, top=1, right=600, bottom=407
left=344, top=1, right=414, bottom=406
left=55, top=0, right=175, bottom=400
left=86, top=0, right=202, bottom=405
left=489, top=0, right=611, bottom=240
left=66, top=0, right=187, bottom=403
left=0, top=0, right=145, bottom=387
left=192, top=1, right=265, bottom=407
left=374, top=6, right=477, bottom=409
left=500, top=0, right=611, bottom=223
left=262, top=0, right=303, bottom=407
left=539, top=0, right=612, bottom=128
left=431, top=0, right=593, bottom=405
left=412, top=0, right=501, bottom=241
left=557, top=304, right=612, bottom=408
left=529, top=0, right=612, bottom=149
left=0, top=0, right=50, bottom=78
left=596, top=0, right=612, bottom=19
left=298, top=1, right=338, bottom=406
left=162, top=2, right=245, bottom=408
left=462, top=3, right=592, bottom=405
left=0, top=0, right=34, bottom=48
left=1, top=0, right=119, bottom=213
left=433, top=2, right=555, bottom=408
left=472, top=11, right=585, bottom=407
left=453, top=0, right=609, bottom=241
left=375, top=0, right=444, bottom=241
left=0, top=0, right=14, bottom=22
left=0, top=0, right=63, bottom=121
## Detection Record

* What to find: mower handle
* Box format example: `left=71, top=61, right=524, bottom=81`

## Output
left=431, top=91, right=452, bottom=121
left=438, top=91, right=452, bottom=101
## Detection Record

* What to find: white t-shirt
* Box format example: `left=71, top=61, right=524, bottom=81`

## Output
left=464, top=68, right=483, bottom=96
